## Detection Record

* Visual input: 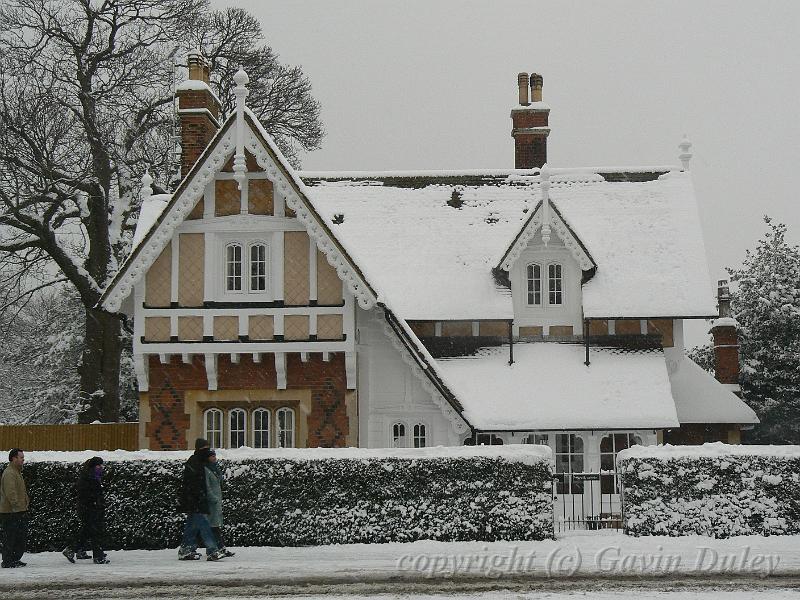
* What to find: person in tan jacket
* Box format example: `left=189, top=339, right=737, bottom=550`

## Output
left=0, top=448, right=29, bottom=568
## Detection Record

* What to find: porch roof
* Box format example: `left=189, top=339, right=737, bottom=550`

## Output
left=435, top=342, right=679, bottom=431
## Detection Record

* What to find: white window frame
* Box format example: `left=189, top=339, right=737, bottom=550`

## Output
left=413, top=422, right=427, bottom=448
left=204, top=408, right=223, bottom=449
left=554, top=433, right=584, bottom=494
left=391, top=422, right=407, bottom=448
left=547, top=262, right=564, bottom=306
left=600, top=432, right=643, bottom=493
left=522, top=433, right=549, bottom=446
left=224, top=242, right=243, bottom=293
left=218, top=235, right=272, bottom=301
left=276, top=407, right=295, bottom=448
left=252, top=407, right=271, bottom=449
left=228, top=407, right=247, bottom=448
left=249, top=242, right=269, bottom=292
left=526, top=262, right=542, bottom=306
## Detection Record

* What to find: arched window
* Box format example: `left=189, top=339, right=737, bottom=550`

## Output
left=276, top=407, right=295, bottom=448
left=252, top=408, right=270, bottom=449
left=392, top=422, right=407, bottom=448
left=204, top=408, right=223, bottom=449
left=600, top=433, right=642, bottom=494
left=228, top=408, right=246, bottom=448
left=548, top=262, right=563, bottom=305
left=249, top=243, right=268, bottom=292
left=554, top=433, right=583, bottom=494
left=413, top=423, right=426, bottom=448
left=526, top=263, right=542, bottom=305
left=225, top=243, right=243, bottom=292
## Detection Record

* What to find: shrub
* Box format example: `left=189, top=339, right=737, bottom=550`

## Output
left=17, top=446, right=554, bottom=551
left=618, top=443, right=800, bottom=537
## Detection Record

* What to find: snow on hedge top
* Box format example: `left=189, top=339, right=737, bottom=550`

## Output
left=17, top=444, right=551, bottom=465
left=436, top=342, right=679, bottom=430
left=618, top=441, right=800, bottom=462
left=300, top=169, right=716, bottom=320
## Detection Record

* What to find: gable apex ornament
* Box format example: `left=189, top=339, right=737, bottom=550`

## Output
left=233, top=68, right=250, bottom=190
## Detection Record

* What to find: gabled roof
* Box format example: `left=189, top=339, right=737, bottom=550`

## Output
left=301, top=168, right=717, bottom=320
left=100, top=109, right=378, bottom=312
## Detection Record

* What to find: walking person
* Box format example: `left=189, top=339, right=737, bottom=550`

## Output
left=0, top=448, right=29, bottom=568
left=178, top=438, right=224, bottom=561
left=205, top=450, right=234, bottom=558
left=62, top=457, right=110, bottom=564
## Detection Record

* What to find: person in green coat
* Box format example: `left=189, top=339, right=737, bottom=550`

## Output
left=205, top=451, right=234, bottom=558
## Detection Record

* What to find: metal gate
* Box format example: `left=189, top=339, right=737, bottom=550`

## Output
left=553, top=472, right=624, bottom=532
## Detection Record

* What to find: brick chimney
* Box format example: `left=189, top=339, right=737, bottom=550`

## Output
left=511, top=72, right=550, bottom=169
left=710, top=279, right=741, bottom=394
left=176, top=51, right=221, bottom=178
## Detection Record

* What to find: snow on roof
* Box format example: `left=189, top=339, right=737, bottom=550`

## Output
left=131, top=194, right=170, bottom=251
left=664, top=348, right=758, bottom=425
left=20, top=445, right=550, bottom=465
left=618, top=441, right=800, bottom=461
left=434, top=342, right=679, bottom=430
left=301, top=169, right=716, bottom=320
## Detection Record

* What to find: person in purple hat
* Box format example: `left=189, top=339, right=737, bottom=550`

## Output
left=62, top=457, right=110, bottom=564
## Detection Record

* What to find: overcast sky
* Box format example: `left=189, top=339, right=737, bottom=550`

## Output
left=213, top=0, right=799, bottom=345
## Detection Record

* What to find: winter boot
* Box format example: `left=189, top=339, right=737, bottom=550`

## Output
left=93, top=556, right=111, bottom=564
left=220, top=548, right=235, bottom=558
left=206, top=549, right=226, bottom=561
left=62, top=547, right=75, bottom=563
left=178, top=549, right=202, bottom=561
left=76, top=550, right=91, bottom=560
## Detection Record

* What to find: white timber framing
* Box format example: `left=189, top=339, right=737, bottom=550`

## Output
left=308, top=235, right=318, bottom=302
left=275, top=352, right=287, bottom=389
left=205, top=352, right=219, bottom=390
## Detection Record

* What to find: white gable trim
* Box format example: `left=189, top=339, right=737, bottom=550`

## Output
left=499, top=202, right=595, bottom=272
left=378, top=311, right=470, bottom=438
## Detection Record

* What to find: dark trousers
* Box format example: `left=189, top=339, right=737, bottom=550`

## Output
left=1, top=512, right=28, bottom=566
left=212, top=526, right=225, bottom=550
left=71, top=513, right=105, bottom=560
left=180, top=513, right=217, bottom=556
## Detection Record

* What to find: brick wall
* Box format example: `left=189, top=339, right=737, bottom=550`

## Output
left=711, top=325, right=740, bottom=385
left=177, top=88, right=220, bottom=178
left=144, top=353, right=349, bottom=449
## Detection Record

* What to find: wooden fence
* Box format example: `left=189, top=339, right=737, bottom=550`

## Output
left=0, top=423, right=138, bottom=452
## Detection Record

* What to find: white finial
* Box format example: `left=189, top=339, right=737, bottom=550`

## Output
left=233, top=68, right=250, bottom=191
left=141, top=170, right=153, bottom=201
left=540, top=164, right=551, bottom=246
left=678, top=134, right=692, bottom=171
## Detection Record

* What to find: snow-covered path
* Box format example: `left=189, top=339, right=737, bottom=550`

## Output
left=2, top=534, right=799, bottom=598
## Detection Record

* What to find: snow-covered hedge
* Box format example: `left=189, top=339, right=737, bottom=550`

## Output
left=618, top=443, right=800, bottom=537
left=17, top=446, right=553, bottom=551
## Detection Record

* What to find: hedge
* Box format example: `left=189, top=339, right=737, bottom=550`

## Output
left=10, top=446, right=553, bottom=551
left=618, top=443, right=800, bottom=537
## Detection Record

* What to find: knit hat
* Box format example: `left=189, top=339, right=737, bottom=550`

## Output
left=87, top=456, right=104, bottom=469
left=195, top=438, right=210, bottom=450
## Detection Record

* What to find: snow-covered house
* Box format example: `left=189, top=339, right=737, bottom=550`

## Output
left=100, top=60, right=757, bottom=470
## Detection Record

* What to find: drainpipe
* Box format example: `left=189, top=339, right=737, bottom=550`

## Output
left=584, top=319, right=590, bottom=366
left=508, top=320, right=514, bottom=365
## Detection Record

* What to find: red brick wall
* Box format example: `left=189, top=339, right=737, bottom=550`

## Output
left=177, top=89, right=220, bottom=178
left=512, top=111, right=549, bottom=129
left=144, top=353, right=349, bottom=449
left=514, top=136, right=548, bottom=169
left=711, top=325, right=740, bottom=385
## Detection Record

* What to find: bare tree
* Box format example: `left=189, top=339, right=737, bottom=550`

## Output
left=0, top=0, right=325, bottom=422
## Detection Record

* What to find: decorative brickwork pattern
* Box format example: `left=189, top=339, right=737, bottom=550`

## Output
left=408, top=321, right=435, bottom=337
left=249, top=315, right=274, bottom=340
left=284, top=231, right=310, bottom=305
left=178, top=233, right=205, bottom=307
left=316, top=249, right=343, bottom=304
left=288, top=353, right=348, bottom=448
left=479, top=322, right=508, bottom=336
left=284, top=315, right=309, bottom=340
left=145, top=246, right=171, bottom=307
left=248, top=179, right=274, bottom=215
left=215, top=180, right=240, bottom=216
left=317, top=314, right=343, bottom=340
left=144, top=317, right=170, bottom=341
left=214, top=316, right=239, bottom=340
left=178, top=316, right=203, bottom=341
left=589, top=320, right=609, bottom=335
left=146, top=355, right=207, bottom=449
left=647, top=319, right=674, bottom=347
left=519, top=326, right=543, bottom=336
left=441, top=321, right=472, bottom=337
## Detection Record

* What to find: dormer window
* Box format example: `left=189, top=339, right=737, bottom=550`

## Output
left=548, top=262, right=563, bottom=305
left=526, top=263, right=542, bottom=305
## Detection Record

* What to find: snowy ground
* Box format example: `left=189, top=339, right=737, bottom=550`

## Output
left=2, top=533, right=800, bottom=598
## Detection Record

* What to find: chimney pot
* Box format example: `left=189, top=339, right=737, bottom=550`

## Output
left=187, top=50, right=210, bottom=84
left=530, top=73, right=543, bottom=102
left=517, top=72, right=530, bottom=105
